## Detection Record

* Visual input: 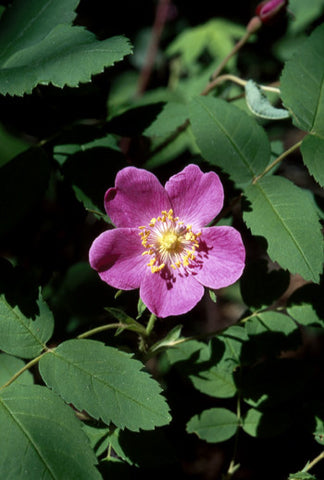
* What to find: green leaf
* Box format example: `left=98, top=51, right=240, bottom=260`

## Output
left=289, top=472, right=317, bottom=480
left=244, top=176, right=324, bottom=283
left=242, top=407, right=292, bottom=438
left=0, top=291, right=54, bottom=359
left=301, top=135, right=324, bottom=187
left=245, top=80, right=290, bottom=120
left=313, top=415, right=324, bottom=445
left=166, top=19, right=246, bottom=72
left=0, top=353, right=33, bottom=386
left=0, top=147, right=50, bottom=237
left=39, top=339, right=171, bottom=431
left=144, top=102, right=188, bottom=137
left=281, top=24, right=324, bottom=137
left=148, top=325, right=183, bottom=354
left=186, top=407, right=239, bottom=443
left=0, top=0, right=132, bottom=96
left=246, top=311, right=297, bottom=336
left=0, top=384, right=100, bottom=479
left=189, top=96, right=270, bottom=186
left=287, top=304, right=324, bottom=328
left=0, top=123, right=30, bottom=168
left=105, top=307, right=147, bottom=335
left=191, top=361, right=237, bottom=398
left=288, top=0, right=324, bottom=34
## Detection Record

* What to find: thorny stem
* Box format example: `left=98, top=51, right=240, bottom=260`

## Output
left=0, top=352, right=47, bottom=391
left=136, top=0, right=171, bottom=96
left=253, top=140, right=303, bottom=184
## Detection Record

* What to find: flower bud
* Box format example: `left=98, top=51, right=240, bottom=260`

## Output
left=255, top=0, right=288, bottom=23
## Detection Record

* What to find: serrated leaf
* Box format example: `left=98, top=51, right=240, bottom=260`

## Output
left=0, top=292, right=54, bottom=359
left=281, top=24, right=324, bottom=137
left=0, top=353, right=33, bottom=386
left=0, top=0, right=132, bottom=95
left=313, top=415, right=324, bottom=445
left=287, top=304, right=324, bottom=328
left=245, top=80, right=290, bottom=120
left=246, top=311, right=297, bottom=336
left=244, top=176, right=324, bottom=282
left=301, top=135, right=324, bottom=187
left=0, top=384, right=100, bottom=479
left=189, top=96, right=270, bottom=186
left=39, top=339, right=171, bottom=431
left=187, top=407, right=238, bottom=443
left=144, top=102, right=188, bottom=137
left=191, top=361, right=237, bottom=398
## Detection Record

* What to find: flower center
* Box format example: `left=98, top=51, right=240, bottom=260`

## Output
left=139, top=209, right=201, bottom=273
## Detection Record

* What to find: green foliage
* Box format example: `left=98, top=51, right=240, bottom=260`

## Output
left=0, top=384, right=101, bottom=479
left=0, top=1, right=323, bottom=478
left=39, top=339, right=171, bottom=431
left=186, top=407, right=239, bottom=442
left=0, top=291, right=54, bottom=359
left=0, top=0, right=132, bottom=96
left=189, top=96, right=270, bottom=186
left=244, top=176, right=324, bottom=282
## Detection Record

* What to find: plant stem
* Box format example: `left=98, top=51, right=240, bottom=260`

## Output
left=253, top=140, right=303, bottom=184
left=304, top=450, right=324, bottom=472
left=136, top=0, right=171, bottom=96
left=210, top=30, right=253, bottom=81
left=146, top=313, right=157, bottom=336
left=0, top=352, right=46, bottom=391
left=77, top=322, right=145, bottom=339
left=201, top=73, right=280, bottom=96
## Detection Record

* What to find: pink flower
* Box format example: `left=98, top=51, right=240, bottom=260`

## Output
left=89, top=165, right=245, bottom=318
left=255, top=0, right=287, bottom=23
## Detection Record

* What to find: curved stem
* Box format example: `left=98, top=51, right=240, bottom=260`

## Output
left=253, top=140, right=303, bottom=184
left=146, top=313, right=157, bottom=336
left=304, top=450, right=324, bottom=473
left=0, top=352, right=46, bottom=391
left=201, top=73, right=280, bottom=97
left=77, top=322, right=145, bottom=339
left=210, top=30, right=253, bottom=81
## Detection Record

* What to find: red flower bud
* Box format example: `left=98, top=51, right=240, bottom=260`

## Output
left=255, top=0, right=288, bottom=23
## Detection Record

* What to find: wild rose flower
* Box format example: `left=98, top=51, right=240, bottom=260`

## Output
left=255, top=0, right=288, bottom=23
left=89, top=164, right=245, bottom=318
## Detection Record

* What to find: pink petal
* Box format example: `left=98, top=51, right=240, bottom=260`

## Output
left=165, top=164, right=224, bottom=229
left=89, top=228, right=147, bottom=290
left=105, top=167, right=171, bottom=228
left=140, top=268, right=204, bottom=318
left=193, top=226, right=245, bottom=289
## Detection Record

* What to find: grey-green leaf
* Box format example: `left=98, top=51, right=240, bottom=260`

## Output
left=245, top=80, right=290, bottom=120
left=244, top=176, right=324, bottom=282
left=0, top=0, right=132, bottom=96
left=187, top=407, right=239, bottom=443
left=281, top=23, right=324, bottom=136
left=0, top=384, right=100, bottom=479
left=39, top=339, right=171, bottom=431
left=0, top=292, right=54, bottom=359
left=189, top=96, right=270, bottom=186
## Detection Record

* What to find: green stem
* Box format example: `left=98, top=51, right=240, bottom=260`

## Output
left=201, top=73, right=280, bottom=96
left=146, top=313, right=157, bottom=336
left=77, top=322, right=143, bottom=339
left=304, top=450, right=324, bottom=473
left=253, top=140, right=303, bottom=184
left=0, top=352, right=46, bottom=391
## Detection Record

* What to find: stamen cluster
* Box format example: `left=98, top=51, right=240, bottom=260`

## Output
left=139, top=209, right=201, bottom=273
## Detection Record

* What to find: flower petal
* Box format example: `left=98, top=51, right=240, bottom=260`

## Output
left=89, top=228, right=147, bottom=290
left=165, top=164, right=224, bottom=228
left=140, top=268, right=204, bottom=318
left=193, top=226, right=245, bottom=289
left=105, top=167, right=171, bottom=228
